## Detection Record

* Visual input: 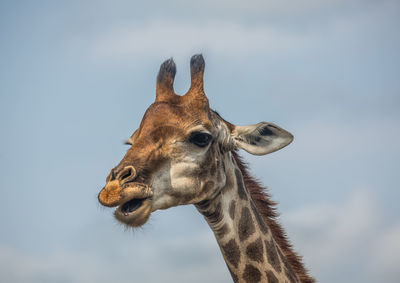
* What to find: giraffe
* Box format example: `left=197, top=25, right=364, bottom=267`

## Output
left=98, top=55, right=314, bottom=283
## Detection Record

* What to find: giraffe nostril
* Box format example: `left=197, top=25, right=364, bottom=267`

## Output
left=117, top=166, right=137, bottom=184
left=106, top=169, right=117, bottom=182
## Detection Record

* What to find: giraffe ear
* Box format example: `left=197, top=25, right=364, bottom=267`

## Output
left=232, top=122, right=293, bottom=155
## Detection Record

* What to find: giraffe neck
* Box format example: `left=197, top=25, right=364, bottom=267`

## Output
left=196, top=153, right=300, bottom=283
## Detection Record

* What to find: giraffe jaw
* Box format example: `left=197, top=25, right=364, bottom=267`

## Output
left=113, top=182, right=154, bottom=227
left=98, top=180, right=154, bottom=227
left=114, top=197, right=153, bottom=227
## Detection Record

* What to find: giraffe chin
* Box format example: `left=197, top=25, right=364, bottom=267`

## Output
left=114, top=198, right=152, bottom=227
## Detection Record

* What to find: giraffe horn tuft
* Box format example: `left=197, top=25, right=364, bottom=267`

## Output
left=183, top=54, right=209, bottom=107
left=189, top=54, right=205, bottom=92
left=155, top=58, right=177, bottom=102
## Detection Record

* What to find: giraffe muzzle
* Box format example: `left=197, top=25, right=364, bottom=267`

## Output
left=98, top=180, right=154, bottom=227
left=98, top=180, right=153, bottom=207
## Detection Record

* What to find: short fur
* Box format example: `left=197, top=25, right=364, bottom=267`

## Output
left=99, top=54, right=314, bottom=283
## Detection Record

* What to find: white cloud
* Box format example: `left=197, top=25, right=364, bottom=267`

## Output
left=283, top=189, right=378, bottom=262
left=369, top=224, right=400, bottom=283
left=0, top=246, right=114, bottom=283
left=0, top=229, right=231, bottom=283
left=5, top=188, right=399, bottom=283
left=281, top=188, right=400, bottom=283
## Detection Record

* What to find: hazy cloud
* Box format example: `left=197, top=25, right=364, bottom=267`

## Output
left=4, top=188, right=398, bottom=283
left=282, top=188, right=400, bottom=283
left=0, top=228, right=231, bottom=283
left=1, top=1, right=399, bottom=283
left=369, top=224, right=400, bottom=283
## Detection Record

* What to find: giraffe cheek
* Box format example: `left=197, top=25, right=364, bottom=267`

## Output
left=170, top=177, right=200, bottom=201
left=169, top=162, right=201, bottom=195
left=171, top=177, right=198, bottom=190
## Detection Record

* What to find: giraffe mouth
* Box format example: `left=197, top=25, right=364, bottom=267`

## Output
left=98, top=180, right=154, bottom=227
left=114, top=197, right=152, bottom=227
left=120, top=198, right=145, bottom=214
left=113, top=184, right=154, bottom=227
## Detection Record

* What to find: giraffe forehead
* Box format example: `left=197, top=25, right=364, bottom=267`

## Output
left=119, top=102, right=215, bottom=168
left=138, top=102, right=212, bottom=135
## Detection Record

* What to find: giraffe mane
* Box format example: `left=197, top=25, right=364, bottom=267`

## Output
left=232, top=151, right=315, bottom=283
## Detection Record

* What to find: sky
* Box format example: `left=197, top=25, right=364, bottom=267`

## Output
left=0, top=0, right=399, bottom=282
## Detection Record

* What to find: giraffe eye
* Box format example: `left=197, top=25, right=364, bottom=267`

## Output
left=189, top=132, right=212, bottom=147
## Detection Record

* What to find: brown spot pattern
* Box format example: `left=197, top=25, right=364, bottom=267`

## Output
left=251, top=201, right=269, bottom=234
left=202, top=180, right=215, bottom=196
left=209, top=161, right=216, bottom=176
left=221, top=239, right=241, bottom=268
left=246, top=238, right=264, bottom=263
left=266, top=271, right=279, bottom=283
left=235, top=169, right=248, bottom=200
left=229, top=200, right=236, bottom=220
left=242, top=264, right=261, bottom=283
left=265, top=239, right=282, bottom=273
left=202, top=202, right=222, bottom=226
left=215, top=223, right=230, bottom=239
left=239, top=207, right=255, bottom=242
left=285, top=264, right=299, bottom=283
left=233, top=152, right=314, bottom=283
left=277, top=248, right=298, bottom=283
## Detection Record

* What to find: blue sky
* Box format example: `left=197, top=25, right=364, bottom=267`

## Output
left=0, top=0, right=399, bottom=282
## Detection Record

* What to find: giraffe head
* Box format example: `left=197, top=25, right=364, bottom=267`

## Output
left=98, top=55, right=293, bottom=227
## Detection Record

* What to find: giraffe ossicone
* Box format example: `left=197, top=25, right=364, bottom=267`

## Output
left=98, top=55, right=314, bottom=283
